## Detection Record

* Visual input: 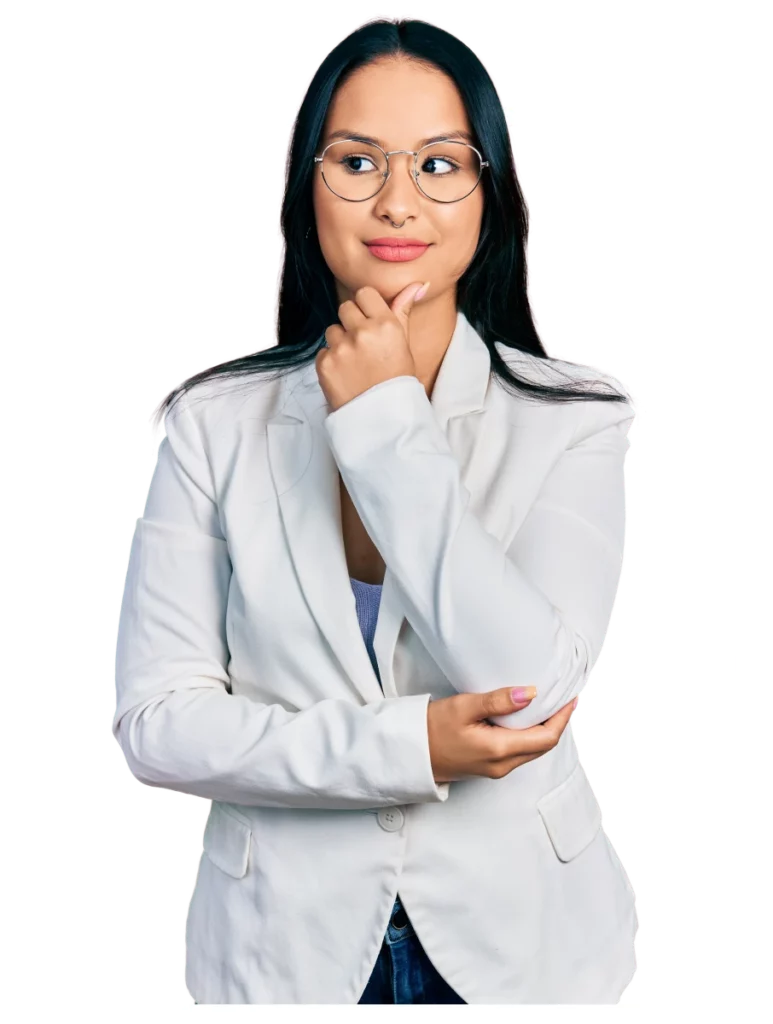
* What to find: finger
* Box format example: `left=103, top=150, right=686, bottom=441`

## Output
left=498, top=699, right=577, bottom=757
left=478, top=699, right=533, bottom=729
left=481, top=700, right=536, bottom=724
left=337, top=299, right=367, bottom=332
left=350, top=284, right=390, bottom=318
left=492, top=725, right=556, bottom=757
left=322, top=323, right=346, bottom=352
left=390, top=280, right=428, bottom=323
left=507, top=700, right=533, bottom=711
left=536, top=696, right=581, bottom=737
left=545, top=696, right=579, bottom=723
left=495, top=750, right=546, bottom=776
left=473, top=686, right=538, bottom=722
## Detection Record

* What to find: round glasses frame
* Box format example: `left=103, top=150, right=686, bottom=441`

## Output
left=313, top=138, right=489, bottom=204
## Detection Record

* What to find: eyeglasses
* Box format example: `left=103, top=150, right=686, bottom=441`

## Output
left=313, top=138, right=489, bottom=204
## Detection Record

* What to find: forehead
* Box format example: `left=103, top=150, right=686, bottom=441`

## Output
left=322, top=60, right=471, bottom=148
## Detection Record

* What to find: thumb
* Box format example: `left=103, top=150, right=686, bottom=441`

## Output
left=390, top=280, right=430, bottom=331
left=471, top=685, right=539, bottom=721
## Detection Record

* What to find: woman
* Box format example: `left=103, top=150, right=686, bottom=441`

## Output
left=113, top=18, right=638, bottom=1005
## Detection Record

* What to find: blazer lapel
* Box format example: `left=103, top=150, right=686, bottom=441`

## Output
left=266, top=309, right=491, bottom=705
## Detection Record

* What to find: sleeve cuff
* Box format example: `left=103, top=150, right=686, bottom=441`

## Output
left=387, top=692, right=450, bottom=804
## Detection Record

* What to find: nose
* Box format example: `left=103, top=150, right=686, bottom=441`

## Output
left=374, top=151, right=421, bottom=222
left=384, top=151, right=419, bottom=187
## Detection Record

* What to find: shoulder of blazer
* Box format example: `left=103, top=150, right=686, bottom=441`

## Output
left=172, top=366, right=301, bottom=441
left=493, top=341, right=636, bottom=445
left=494, top=340, right=632, bottom=398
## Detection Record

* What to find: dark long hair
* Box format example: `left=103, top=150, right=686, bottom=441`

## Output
left=152, top=17, right=631, bottom=428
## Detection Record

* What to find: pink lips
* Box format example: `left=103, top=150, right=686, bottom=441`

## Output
left=365, top=240, right=431, bottom=262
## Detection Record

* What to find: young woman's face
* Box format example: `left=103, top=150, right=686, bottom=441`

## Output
left=312, top=59, right=485, bottom=307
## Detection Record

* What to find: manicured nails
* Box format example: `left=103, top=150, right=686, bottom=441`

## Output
left=511, top=686, right=537, bottom=703
left=415, top=280, right=430, bottom=300
left=572, top=696, right=579, bottom=709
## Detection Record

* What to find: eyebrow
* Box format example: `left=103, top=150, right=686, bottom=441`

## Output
left=324, top=128, right=476, bottom=149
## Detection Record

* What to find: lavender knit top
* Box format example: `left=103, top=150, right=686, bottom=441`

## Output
left=349, top=577, right=383, bottom=689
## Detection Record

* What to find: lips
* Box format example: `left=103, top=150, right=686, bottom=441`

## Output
left=365, top=238, right=432, bottom=263
left=365, top=237, right=429, bottom=246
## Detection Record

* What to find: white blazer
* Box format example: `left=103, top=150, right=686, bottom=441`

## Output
left=113, top=310, right=639, bottom=1004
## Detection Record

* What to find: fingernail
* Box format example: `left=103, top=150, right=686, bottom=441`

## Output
left=511, top=686, right=537, bottom=703
left=415, top=280, right=430, bottom=299
left=572, top=697, right=579, bottom=709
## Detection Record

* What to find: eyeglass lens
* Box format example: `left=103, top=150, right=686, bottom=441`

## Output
left=321, top=140, right=482, bottom=202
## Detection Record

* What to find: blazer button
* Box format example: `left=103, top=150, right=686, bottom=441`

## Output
left=377, top=807, right=405, bottom=832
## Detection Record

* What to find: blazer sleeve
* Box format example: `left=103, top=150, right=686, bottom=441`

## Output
left=323, top=374, right=635, bottom=730
left=112, top=390, right=449, bottom=808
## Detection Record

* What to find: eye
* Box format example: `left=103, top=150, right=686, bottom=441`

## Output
left=340, top=153, right=379, bottom=175
left=420, top=155, right=459, bottom=176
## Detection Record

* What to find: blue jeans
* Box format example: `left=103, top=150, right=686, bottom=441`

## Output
left=357, top=895, right=467, bottom=1004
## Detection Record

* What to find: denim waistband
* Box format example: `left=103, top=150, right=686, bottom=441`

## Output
left=385, top=893, right=414, bottom=945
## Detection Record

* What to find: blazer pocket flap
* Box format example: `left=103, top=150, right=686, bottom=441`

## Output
left=537, top=761, right=602, bottom=863
left=202, top=802, right=252, bottom=878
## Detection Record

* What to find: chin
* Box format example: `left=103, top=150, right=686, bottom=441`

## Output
left=366, top=268, right=421, bottom=288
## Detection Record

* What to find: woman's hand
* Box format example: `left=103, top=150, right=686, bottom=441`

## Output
left=316, top=282, right=429, bottom=412
left=427, top=688, right=578, bottom=784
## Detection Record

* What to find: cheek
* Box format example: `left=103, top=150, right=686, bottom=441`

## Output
left=313, top=182, right=336, bottom=241
left=439, top=212, right=483, bottom=278
left=313, top=186, right=360, bottom=266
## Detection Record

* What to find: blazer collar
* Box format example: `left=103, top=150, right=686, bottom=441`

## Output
left=265, top=309, right=492, bottom=705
